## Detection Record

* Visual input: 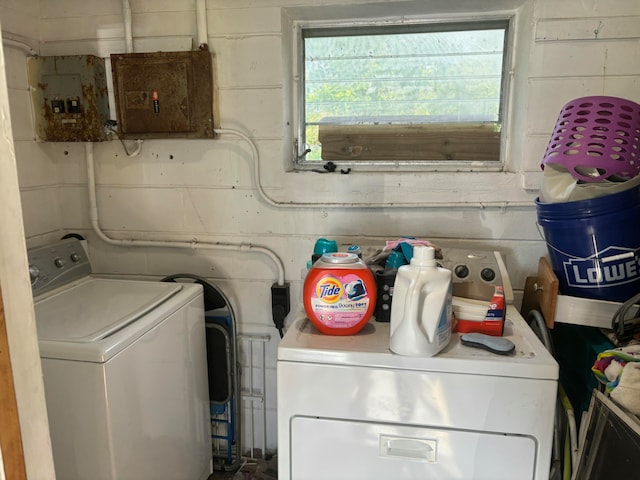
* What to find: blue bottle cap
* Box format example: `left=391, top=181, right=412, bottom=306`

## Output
left=313, top=238, right=338, bottom=255
left=347, top=245, right=362, bottom=257
left=386, top=251, right=406, bottom=269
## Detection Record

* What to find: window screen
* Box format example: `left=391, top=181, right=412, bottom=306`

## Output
left=297, top=20, right=510, bottom=167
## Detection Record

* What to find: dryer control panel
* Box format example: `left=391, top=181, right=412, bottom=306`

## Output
left=439, top=248, right=513, bottom=304
left=28, top=239, right=91, bottom=296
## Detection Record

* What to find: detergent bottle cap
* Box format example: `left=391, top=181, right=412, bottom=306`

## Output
left=410, top=246, right=437, bottom=267
left=320, top=252, right=359, bottom=264
left=313, top=238, right=338, bottom=255
left=385, top=251, right=406, bottom=269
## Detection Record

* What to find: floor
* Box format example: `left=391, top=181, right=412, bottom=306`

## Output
left=208, top=456, right=278, bottom=480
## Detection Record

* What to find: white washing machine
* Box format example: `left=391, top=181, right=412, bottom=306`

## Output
left=29, top=239, right=211, bottom=480
left=277, top=306, right=558, bottom=480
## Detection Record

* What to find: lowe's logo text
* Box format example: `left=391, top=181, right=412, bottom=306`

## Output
left=563, top=247, right=640, bottom=288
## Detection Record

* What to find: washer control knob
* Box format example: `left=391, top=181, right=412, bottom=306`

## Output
left=70, top=253, right=81, bottom=263
left=29, top=265, right=40, bottom=283
left=481, top=267, right=496, bottom=282
left=54, top=257, right=66, bottom=268
left=454, top=264, right=470, bottom=279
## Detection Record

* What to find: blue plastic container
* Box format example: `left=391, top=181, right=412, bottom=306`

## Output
left=536, top=185, right=640, bottom=303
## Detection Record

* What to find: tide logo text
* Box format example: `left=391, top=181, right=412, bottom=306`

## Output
left=316, top=278, right=343, bottom=303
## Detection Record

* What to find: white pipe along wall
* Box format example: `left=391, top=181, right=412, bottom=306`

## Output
left=1, top=35, right=36, bottom=56
left=105, top=0, right=520, bottom=307
left=215, top=127, right=522, bottom=210
left=196, top=0, right=208, bottom=47
left=106, top=1, right=286, bottom=285
left=85, top=143, right=286, bottom=285
left=121, top=0, right=133, bottom=54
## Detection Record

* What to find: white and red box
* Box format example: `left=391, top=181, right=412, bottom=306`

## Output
left=453, top=285, right=505, bottom=336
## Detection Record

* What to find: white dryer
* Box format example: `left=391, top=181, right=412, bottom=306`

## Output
left=277, top=307, right=558, bottom=480
left=29, top=239, right=211, bottom=480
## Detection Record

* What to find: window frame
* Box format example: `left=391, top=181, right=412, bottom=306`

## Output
left=293, top=15, right=515, bottom=172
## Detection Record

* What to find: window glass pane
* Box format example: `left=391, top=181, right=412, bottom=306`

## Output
left=301, top=24, right=507, bottom=163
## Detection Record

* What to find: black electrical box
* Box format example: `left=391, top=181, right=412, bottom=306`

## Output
left=110, top=48, right=215, bottom=139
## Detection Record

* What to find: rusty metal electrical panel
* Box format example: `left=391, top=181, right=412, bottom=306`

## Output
left=28, top=55, right=110, bottom=142
left=110, top=48, right=215, bottom=139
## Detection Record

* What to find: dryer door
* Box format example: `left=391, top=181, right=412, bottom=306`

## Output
left=291, top=416, right=536, bottom=480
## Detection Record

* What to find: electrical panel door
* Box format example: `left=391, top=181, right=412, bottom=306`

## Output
left=111, top=48, right=215, bottom=139
left=28, top=55, right=110, bottom=142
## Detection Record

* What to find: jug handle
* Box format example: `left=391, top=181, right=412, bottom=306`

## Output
left=403, top=276, right=421, bottom=335
left=414, top=281, right=447, bottom=343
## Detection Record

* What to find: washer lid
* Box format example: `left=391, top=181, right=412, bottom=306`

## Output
left=34, top=277, right=182, bottom=342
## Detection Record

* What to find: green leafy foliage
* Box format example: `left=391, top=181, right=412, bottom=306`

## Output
left=302, top=26, right=506, bottom=160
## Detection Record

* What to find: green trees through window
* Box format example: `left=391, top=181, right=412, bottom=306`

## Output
left=301, top=22, right=508, bottom=163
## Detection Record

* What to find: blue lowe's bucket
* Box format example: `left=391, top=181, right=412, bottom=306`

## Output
left=536, top=185, right=640, bottom=303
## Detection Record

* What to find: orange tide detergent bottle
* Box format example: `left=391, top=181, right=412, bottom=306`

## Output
left=303, top=252, right=377, bottom=335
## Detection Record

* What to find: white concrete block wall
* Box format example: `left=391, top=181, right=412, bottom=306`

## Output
left=1, top=0, right=639, bottom=455
left=525, top=0, right=640, bottom=176
left=0, top=0, right=39, bottom=40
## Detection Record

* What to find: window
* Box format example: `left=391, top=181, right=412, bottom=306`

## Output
left=296, top=19, right=511, bottom=169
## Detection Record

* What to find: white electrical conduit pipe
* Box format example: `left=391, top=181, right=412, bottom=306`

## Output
left=119, top=2, right=517, bottom=210
left=122, top=0, right=208, bottom=54
left=195, top=0, right=208, bottom=47
left=214, top=128, right=529, bottom=209
left=190, top=0, right=521, bottom=210
left=1, top=37, right=37, bottom=56
left=121, top=0, right=133, bottom=54
left=110, top=4, right=286, bottom=282
left=118, top=2, right=144, bottom=159
left=85, top=142, right=286, bottom=285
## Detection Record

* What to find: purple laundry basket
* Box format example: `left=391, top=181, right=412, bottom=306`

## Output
left=541, top=96, right=640, bottom=182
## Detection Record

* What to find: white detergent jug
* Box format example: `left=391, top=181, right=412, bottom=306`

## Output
left=389, top=246, right=453, bottom=357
